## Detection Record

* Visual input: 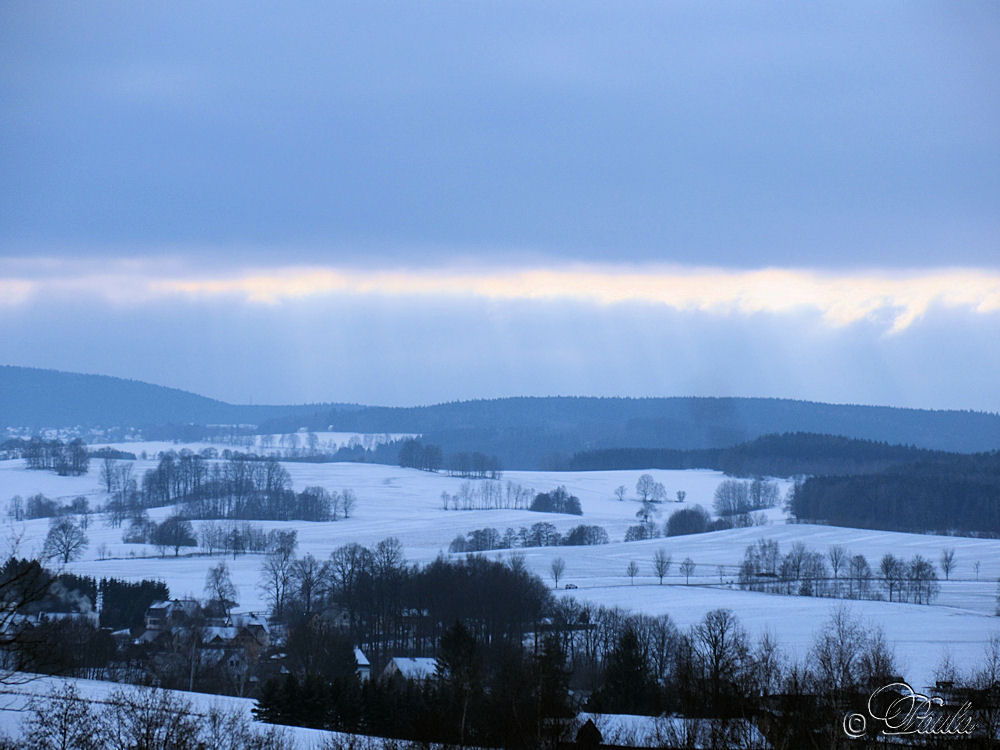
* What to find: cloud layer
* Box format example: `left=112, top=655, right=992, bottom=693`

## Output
left=3, top=260, right=999, bottom=335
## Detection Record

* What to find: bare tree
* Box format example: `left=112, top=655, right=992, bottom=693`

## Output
left=626, top=560, right=639, bottom=585
left=975, top=560, right=981, bottom=581
left=292, top=553, right=328, bottom=616
left=693, top=608, right=749, bottom=707
left=880, top=554, right=906, bottom=602
left=22, top=682, right=101, bottom=750
left=675, top=490, right=686, bottom=503
left=100, top=457, right=118, bottom=494
left=614, top=485, right=627, bottom=502
left=650, top=480, right=667, bottom=503
left=550, top=557, right=566, bottom=588
left=653, top=548, right=672, bottom=584
left=828, top=545, right=847, bottom=596
left=341, top=488, right=357, bottom=518
left=808, top=606, right=897, bottom=696
left=42, top=516, right=88, bottom=564
left=940, top=548, right=956, bottom=581
left=259, top=549, right=294, bottom=618
left=636, top=474, right=656, bottom=503
left=507, top=552, right=527, bottom=575
left=206, top=561, right=238, bottom=623
left=680, top=557, right=696, bottom=585
left=713, top=480, right=750, bottom=516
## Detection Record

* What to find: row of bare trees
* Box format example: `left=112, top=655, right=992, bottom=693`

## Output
left=22, top=437, right=90, bottom=476
left=738, top=540, right=941, bottom=604
left=440, top=479, right=534, bottom=511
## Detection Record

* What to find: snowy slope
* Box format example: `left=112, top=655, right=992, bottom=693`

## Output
left=2, top=450, right=999, bottom=691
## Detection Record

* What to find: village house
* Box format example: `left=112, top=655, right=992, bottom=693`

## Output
left=381, top=656, right=437, bottom=683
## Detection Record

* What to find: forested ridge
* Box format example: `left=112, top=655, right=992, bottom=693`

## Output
left=6, top=366, right=1000, bottom=458
left=569, top=432, right=951, bottom=477
left=791, top=450, right=1000, bottom=535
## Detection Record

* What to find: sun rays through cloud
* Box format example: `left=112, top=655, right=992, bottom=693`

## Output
left=3, top=260, right=999, bottom=335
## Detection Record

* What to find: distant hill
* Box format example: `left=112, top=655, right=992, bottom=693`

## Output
left=568, top=432, right=955, bottom=477
left=0, top=366, right=348, bottom=429
left=264, top=396, right=1000, bottom=459
left=3, top=366, right=1000, bottom=461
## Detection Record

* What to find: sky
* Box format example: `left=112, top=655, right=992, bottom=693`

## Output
left=1, top=1, right=998, bottom=409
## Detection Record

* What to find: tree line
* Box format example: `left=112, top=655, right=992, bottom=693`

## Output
left=448, top=523, right=609, bottom=553
left=101, top=453, right=358, bottom=522
left=790, top=451, right=1000, bottom=535
left=254, top=552, right=1000, bottom=750
left=20, top=436, right=90, bottom=475
left=397, top=438, right=503, bottom=479
left=568, top=432, right=952, bottom=478
left=737, top=540, right=941, bottom=604
left=3, top=547, right=1000, bottom=748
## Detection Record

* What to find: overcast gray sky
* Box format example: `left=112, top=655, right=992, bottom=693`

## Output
left=2, top=2, right=998, bottom=408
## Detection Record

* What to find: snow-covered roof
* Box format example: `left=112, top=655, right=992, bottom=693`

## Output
left=354, top=647, right=370, bottom=667
left=203, top=626, right=240, bottom=642
left=386, top=657, right=436, bottom=679
left=230, top=612, right=269, bottom=631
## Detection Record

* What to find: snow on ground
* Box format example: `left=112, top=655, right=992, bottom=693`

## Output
left=92, top=433, right=416, bottom=459
left=0, top=674, right=361, bottom=748
left=3, top=452, right=1000, bottom=691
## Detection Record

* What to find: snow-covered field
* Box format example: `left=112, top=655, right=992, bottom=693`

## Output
left=91, top=432, right=416, bottom=460
left=2, top=443, right=999, bottom=690
left=0, top=674, right=356, bottom=748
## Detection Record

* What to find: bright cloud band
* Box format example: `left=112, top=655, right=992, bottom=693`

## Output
left=2, top=260, right=999, bottom=333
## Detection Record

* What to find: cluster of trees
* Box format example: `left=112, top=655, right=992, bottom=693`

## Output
left=256, top=581, right=945, bottom=749
left=444, top=451, right=503, bottom=479
left=257, top=623, right=575, bottom=747
left=439, top=479, right=534, bottom=511
left=790, top=451, right=1000, bottom=535
left=712, top=478, right=780, bottom=516
left=8, top=493, right=90, bottom=521
left=201, top=522, right=298, bottom=558
left=0, top=558, right=96, bottom=618
left=737, top=540, right=941, bottom=604
left=102, top=454, right=357, bottom=522
left=395, top=438, right=504, bottom=479
left=448, top=523, right=609, bottom=553
left=259, top=541, right=549, bottom=670
left=20, top=437, right=90, bottom=475
left=529, top=486, right=583, bottom=515
left=122, top=514, right=198, bottom=555
left=99, top=577, right=170, bottom=630
left=623, top=505, right=767, bottom=542
left=568, top=432, right=952, bottom=478
left=397, top=439, right=443, bottom=471
left=9, top=682, right=294, bottom=750
left=618, top=552, right=697, bottom=586
left=3, top=564, right=170, bottom=631
left=4, top=545, right=1000, bottom=748
left=0, top=559, right=110, bottom=679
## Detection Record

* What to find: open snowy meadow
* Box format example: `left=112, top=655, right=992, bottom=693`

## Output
left=3, top=440, right=999, bottom=690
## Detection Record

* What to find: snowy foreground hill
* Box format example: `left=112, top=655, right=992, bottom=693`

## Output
left=2, top=442, right=1000, bottom=692
left=0, top=675, right=340, bottom=749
